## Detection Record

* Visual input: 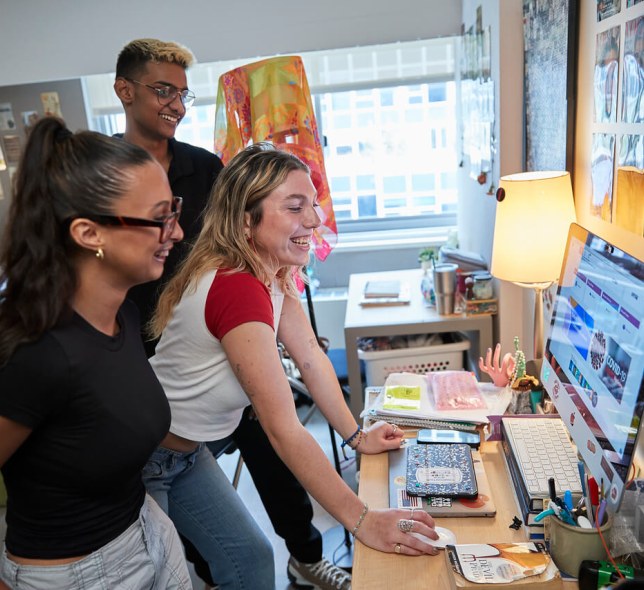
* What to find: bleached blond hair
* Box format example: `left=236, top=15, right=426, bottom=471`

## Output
left=115, top=38, right=195, bottom=79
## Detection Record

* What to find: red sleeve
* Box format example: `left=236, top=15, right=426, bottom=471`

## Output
left=204, top=271, right=274, bottom=340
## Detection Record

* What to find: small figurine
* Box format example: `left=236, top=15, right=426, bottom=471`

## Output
left=478, top=342, right=516, bottom=387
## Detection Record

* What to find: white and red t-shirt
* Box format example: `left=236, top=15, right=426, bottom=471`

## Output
left=151, top=269, right=284, bottom=441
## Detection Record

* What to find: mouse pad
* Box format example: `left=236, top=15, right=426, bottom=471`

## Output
left=390, top=443, right=496, bottom=516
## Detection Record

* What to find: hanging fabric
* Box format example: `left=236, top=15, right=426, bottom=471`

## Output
left=214, top=55, right=337, bottom=261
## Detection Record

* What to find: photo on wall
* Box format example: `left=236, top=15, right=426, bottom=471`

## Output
left=594, top=26, right=621, bottom=123
left=591, top=132, right=616, bottom=222
left=621, top=15, right=644, bottom=123
left=523, top=0, right=578, bottom=172
left=615, top=134, right=644, bottom=236
left=597, top=0, right=622, bottom=21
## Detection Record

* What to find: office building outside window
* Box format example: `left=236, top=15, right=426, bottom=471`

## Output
left=84, top=37, right=458, bottom=236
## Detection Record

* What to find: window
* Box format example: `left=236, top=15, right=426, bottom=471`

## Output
left=83, top=36, right=458, bottom=237
left=317, top=81, right=458, bottom=223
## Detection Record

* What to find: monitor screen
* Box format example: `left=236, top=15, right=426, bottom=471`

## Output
left=542, top=223, right=644, bottom=514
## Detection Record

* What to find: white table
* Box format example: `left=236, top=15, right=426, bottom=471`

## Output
left=343, top=269, right=494, bottom=421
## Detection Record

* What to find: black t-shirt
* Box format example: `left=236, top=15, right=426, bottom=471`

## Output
left=122, top=137, right=224, bottom=356
left=0, top=301, right=171, bottom=558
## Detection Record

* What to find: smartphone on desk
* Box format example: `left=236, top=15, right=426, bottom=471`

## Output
left=417, top=428, right=480, bottom=448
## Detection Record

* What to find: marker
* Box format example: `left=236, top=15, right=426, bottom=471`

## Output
left=564, top=490, right=573, bottom=511
left=588, top=477, right=600, bottom=526
left=548, top=477, right=557, bottom=501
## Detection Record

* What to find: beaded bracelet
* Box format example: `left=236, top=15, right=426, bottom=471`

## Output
left=341, top=425, right=361, bottom=459
left=351, top=502, right=369, bottom=537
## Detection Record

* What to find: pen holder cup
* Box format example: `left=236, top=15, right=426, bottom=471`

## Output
left=547, top=514, right=612, bottom=578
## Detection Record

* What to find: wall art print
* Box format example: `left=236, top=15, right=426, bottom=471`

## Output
left=523, top=0, right=578, bottom=172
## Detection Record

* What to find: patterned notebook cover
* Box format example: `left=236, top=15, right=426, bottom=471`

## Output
left=389, top=442, right=496, bottom=517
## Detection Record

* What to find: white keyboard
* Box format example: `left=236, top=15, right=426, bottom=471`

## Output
left=502, top=417, right=583, bottom=497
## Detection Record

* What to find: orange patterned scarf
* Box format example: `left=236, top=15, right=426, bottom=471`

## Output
left=214, top=55, right=337, bottom=261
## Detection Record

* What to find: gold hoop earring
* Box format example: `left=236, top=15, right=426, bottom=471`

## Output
left=96, top=248, right=104, bottom=260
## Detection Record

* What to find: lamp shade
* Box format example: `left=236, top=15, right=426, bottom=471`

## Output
left=491, top=171, right=576, bottom=285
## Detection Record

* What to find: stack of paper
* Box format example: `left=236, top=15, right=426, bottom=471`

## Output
left=361, top=372, right=511, bottom=425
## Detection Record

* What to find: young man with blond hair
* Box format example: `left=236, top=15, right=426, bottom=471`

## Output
left=114, top=38, right=351, bottom=590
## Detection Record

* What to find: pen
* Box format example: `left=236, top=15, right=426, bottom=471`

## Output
left=578, top=461, right=587, bottom=496
left=583, top=474, right=594, bottom=526
left=597, top=499, right=607, bottom=527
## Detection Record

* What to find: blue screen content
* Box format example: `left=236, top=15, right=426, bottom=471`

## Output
left=542, top=223, right=644, bottom=512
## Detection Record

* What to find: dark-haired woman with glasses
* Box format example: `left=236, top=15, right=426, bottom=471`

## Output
left=0, top=117, right=190, bottom=589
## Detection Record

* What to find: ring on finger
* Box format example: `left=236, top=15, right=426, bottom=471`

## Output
left=391, top=424, right=398, bottom=434
left=397, top=518, right=414, bottom=533
left=394, top=543, right=402, bottom=554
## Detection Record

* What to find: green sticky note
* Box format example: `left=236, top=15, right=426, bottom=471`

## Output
left=383, top=385, right=421, bottom=411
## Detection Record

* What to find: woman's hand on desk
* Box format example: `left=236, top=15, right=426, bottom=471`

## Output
left=357, top=421, right=404, bottom=455
left=356, top=507, right=440, bottom=556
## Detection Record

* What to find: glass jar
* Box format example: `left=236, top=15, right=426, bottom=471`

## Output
left=472, top=272, right=493, bottom=300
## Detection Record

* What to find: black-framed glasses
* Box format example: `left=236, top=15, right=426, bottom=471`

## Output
left=86, top=197, right=182, bottom=243
left=126, top=78, right=196, bottom=109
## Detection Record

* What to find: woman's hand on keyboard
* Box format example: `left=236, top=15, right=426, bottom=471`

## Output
left=356, top=507, right=440, bottom=556
left=357, top=420, right=405, bottom=455
left=479, top=343, right=516, bottom=387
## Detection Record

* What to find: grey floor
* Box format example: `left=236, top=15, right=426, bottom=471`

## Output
left=0, top=404, right=358, bottom=590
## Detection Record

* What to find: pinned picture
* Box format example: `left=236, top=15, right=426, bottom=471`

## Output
left=594, top=26, right=621, bottom=123
left=597, top=0, right=622, bottom=21
left=0, top=102, right=17, bottom=131
left=621, top=16, right=644, bottom=123
left=615, top=134, right=644, bottom=236
left=2, top=135, right=22, bottom=165
left=590, top=133, right=616, bottom=222
left=40, top=92, right=63, bottom=118
left=22, top=111, right=40, bottom=136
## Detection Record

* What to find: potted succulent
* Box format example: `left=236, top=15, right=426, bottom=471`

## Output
left=418, top=246, right=439, bottom=272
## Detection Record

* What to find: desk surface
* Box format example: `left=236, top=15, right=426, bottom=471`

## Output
left=352, top=438, right=565, bottom=590
left=344, top=269, right=494, bottom=420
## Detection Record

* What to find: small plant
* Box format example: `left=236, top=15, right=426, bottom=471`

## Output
left=418, top=246, right=439, bottom=264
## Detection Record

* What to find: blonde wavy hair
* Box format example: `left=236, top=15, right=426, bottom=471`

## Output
left=150, top=143, right=310, bottom=338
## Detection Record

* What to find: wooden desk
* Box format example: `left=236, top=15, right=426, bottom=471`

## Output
left=344, top=269, right=494, bottom=421
left=352, top=440, right=560, bottom=590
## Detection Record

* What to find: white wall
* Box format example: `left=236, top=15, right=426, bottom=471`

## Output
left=0, top=0, right=461, bottom=87
left=459, top=0, right=530, bottom=358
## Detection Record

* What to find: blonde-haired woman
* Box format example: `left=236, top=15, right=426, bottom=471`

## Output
left=145, top=143, right=440, bottom=590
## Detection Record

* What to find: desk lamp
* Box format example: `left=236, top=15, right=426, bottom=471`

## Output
left=490, top=171, right=576, bottom=361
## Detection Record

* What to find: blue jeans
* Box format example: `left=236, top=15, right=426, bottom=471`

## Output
left=143, top=444, right=274, bottom=590
left=0, top=495, right=191, bottom=589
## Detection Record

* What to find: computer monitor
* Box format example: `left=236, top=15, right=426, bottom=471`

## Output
left=541, top=223, right=644, bottom=514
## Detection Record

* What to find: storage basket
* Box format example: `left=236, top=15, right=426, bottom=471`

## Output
left=357, top=333, right=470, bottom=386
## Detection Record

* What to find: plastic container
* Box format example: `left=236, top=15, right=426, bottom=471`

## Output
left=357, top=332, right=470, bottom=386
